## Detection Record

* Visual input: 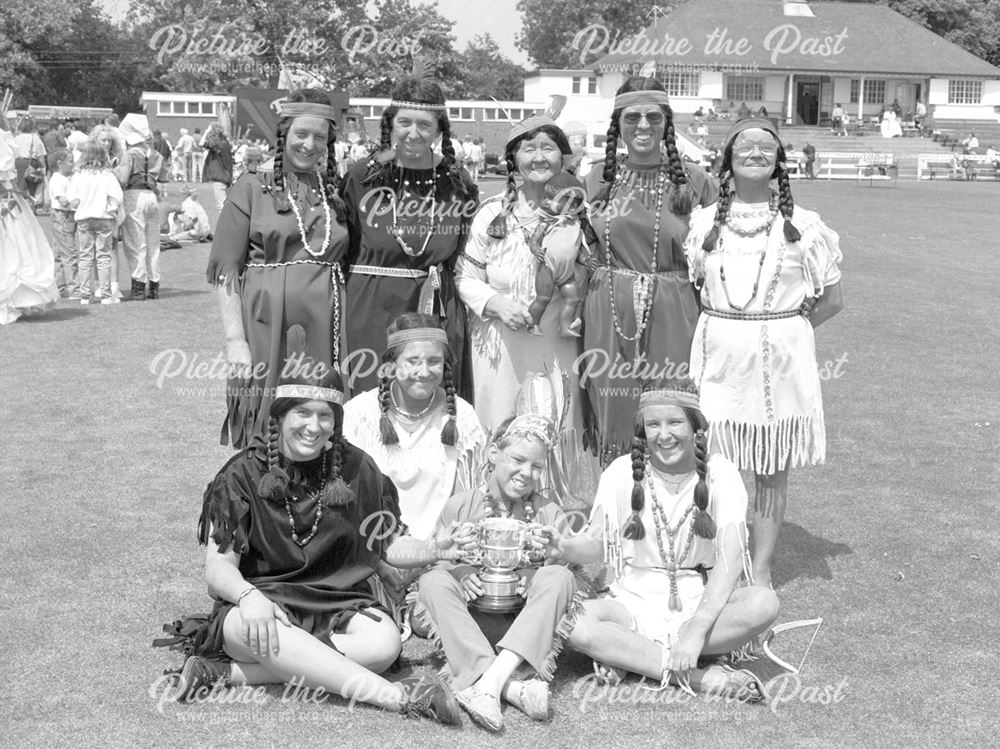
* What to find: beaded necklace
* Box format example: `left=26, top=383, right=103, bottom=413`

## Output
left=604, top=164, right=666, bottom=345
left=392, top=164, right=438, bottom=257
left=480, top=484, right=536, bottom=524
left=718, top=196, right=779, bottom=312
left=284, top=487, right=324, bottom=546
left=288, top=168, right=333, bottom=258
left=645, top=460, right=697, bottom=612
left=390, top=382, right=438, bottom=421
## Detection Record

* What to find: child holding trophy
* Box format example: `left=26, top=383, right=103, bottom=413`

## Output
left=416, top=414, right=586, bottom=732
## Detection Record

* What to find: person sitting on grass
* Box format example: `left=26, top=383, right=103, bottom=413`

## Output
left=416, top=414, right=588, bottom=732
left=562, top=378, right=779, bottom=702
left=162, top=184, right=211, bottom=247
left=157, top=332, right=464, bottom=725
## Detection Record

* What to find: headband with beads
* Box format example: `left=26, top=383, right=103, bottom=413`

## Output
left=638, top=388, right=700, bottom=412
left=275, top=101, right=339, bottom=123
left=274, top=384, right=344, bottom=405
left=613, top=90, right=671, bottom=110
left=724, top=116, right=780, bottom=148
left=389, top=99, right=447, bottom=112
left=501, top=414, right=556, bottom=448
left=386, top=328, right=449, bottom=349
left=505, top=115, right=559, bottom=148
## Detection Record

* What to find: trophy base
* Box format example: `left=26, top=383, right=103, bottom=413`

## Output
left=469, top=594, right=525, bottom=614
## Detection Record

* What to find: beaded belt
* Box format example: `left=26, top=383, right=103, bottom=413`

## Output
left=606, top=267, right=689, bottom=280
left=703, top=307, right=802, bottom=321
left=246, top=259, right=341, bottom=269
left=349, top=264, right=442, bottom=316
left=349, top=264, right=427, bottom=278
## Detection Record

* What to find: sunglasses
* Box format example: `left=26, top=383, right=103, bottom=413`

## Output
left=622, top=111, right=665, bottom=126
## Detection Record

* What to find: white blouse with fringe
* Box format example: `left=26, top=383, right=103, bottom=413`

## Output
left=588, top=453, right=752, bottom=595
left=343, top=388, right=486, bottom=540
left=684, top=202, right=843, bottom=475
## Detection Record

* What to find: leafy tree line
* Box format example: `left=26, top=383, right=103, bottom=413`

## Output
left=0, top=0, right=526, bottom=110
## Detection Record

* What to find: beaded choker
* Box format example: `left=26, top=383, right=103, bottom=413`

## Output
left=390, top=382, right=438, bottom=421
left=481, top=485, right=536, bottom=524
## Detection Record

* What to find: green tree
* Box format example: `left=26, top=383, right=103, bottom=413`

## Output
left=451, top=34, right=527, bottom=100
left=515, top=0, right=684, bottom=68
left=0, top=0, right=81, bottom=101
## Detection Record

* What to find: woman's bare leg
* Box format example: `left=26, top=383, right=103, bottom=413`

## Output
left=752, top=468, right=789, bottom=588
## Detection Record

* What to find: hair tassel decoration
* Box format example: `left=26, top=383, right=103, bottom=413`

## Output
left=623, top=433, right=647, bottom=540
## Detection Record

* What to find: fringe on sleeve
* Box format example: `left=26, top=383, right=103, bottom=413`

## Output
left=196, top=465, right=252, bottom=555
left=794, top=207, right=843, bottom=296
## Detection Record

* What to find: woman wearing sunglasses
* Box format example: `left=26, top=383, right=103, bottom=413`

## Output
left=581, top=77, right=718, bottom=463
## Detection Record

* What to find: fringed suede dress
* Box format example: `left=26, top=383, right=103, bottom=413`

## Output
left=161, top=439, right=401, bottom=658
left=684, top=203, right=843, bottom=475
left=206, top=169, right=349, bottom=449
left=339, top=160, right=478, bottom=398
left=581, top=163, right=717, bottom=460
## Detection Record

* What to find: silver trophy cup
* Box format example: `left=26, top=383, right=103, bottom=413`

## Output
left=469, top=517, right=529, bottom=613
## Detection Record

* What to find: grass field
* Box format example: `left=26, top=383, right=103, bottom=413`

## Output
left=2, top=179, right=998, bottom=748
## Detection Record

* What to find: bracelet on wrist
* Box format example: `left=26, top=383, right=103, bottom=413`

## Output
left=236, top=586, right=258, bottom=604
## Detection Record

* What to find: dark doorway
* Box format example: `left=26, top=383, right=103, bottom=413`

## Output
left=797, top=81, right=820, bottom=125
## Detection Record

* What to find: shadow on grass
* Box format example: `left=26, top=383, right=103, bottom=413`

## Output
left=773, top=522, right=852, bottom=588
left=16, top=306, right=90, bottom=322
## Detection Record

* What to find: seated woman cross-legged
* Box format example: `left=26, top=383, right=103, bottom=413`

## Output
left=562, top=378, right=779, bottom=702
left=417, top=415, right=586, bottom=732
left=160, top=332, right=463, bottom=725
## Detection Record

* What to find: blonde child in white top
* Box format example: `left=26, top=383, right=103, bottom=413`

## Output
left=47, top=149, right=79, bottom=298
left=67, top=141, right=123, bottom=304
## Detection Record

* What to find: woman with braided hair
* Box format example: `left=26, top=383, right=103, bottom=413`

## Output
left=564, top=378, right=778, bottom=701
left=158, top=340, right=463, bottom=725
left=456, top=116, right=590, bottom=432
left=580, top=77, right=718, bottom=463
left=339, top=73, right=478, bottom=398
left=343, top=312, right=486, bottom=541
left=208, top=88, right=349, bottom=449
left=684, top=116, right=844, bottom=588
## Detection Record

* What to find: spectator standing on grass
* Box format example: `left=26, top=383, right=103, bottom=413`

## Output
left=831, top=103, right=847, bottom=136
left=152, top=130, right=172, bottom=183
left=92, top=124, right=128, bottom=300
left=964, top=133, right=979, bottom=154
left=42, top=123, right=66, bottom=153
left=914, top=100, right=927, bottom=134
left=175, top=128, right=195, bottom=181
left=684, top=116, right=844, bottom=588
left=47, top=148, right=79, bottom=299
left=13, top=116, right=47, bottom=212
left=67, top=140, right=123, bottom=305
left=201, top=123, right=234, bottom=213
left=116, top=113, right=163, bottom=301
left=802, top=141, right=816, bottom=178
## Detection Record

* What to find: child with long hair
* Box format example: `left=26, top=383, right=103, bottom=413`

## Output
left=67, top=140, right=123, bottom=304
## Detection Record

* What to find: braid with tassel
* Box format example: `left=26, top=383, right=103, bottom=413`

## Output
left=440, top=361, right=457, bottom=446
left=701, top=169, right=733, bottom=252
left=690, top=428, right=716, bottom=539
left=271, top=126, right=292, bottom=213
left=323, top=130, right=346, bottom=223
left=321, top=415, right=354, bottom=505
left=622, top=426, right=648, bottom=541
left=258, top=416, right=290, bottom=499
left=378, top=351, right=400, bottom=445
left=663, top=119, right=693, bottom=215
left=486, top=147, right=518, bottom=239
left=775, top=162, right=802, bottom=242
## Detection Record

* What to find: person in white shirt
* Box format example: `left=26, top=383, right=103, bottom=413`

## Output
left=47, top=148, right=80, bottom=298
